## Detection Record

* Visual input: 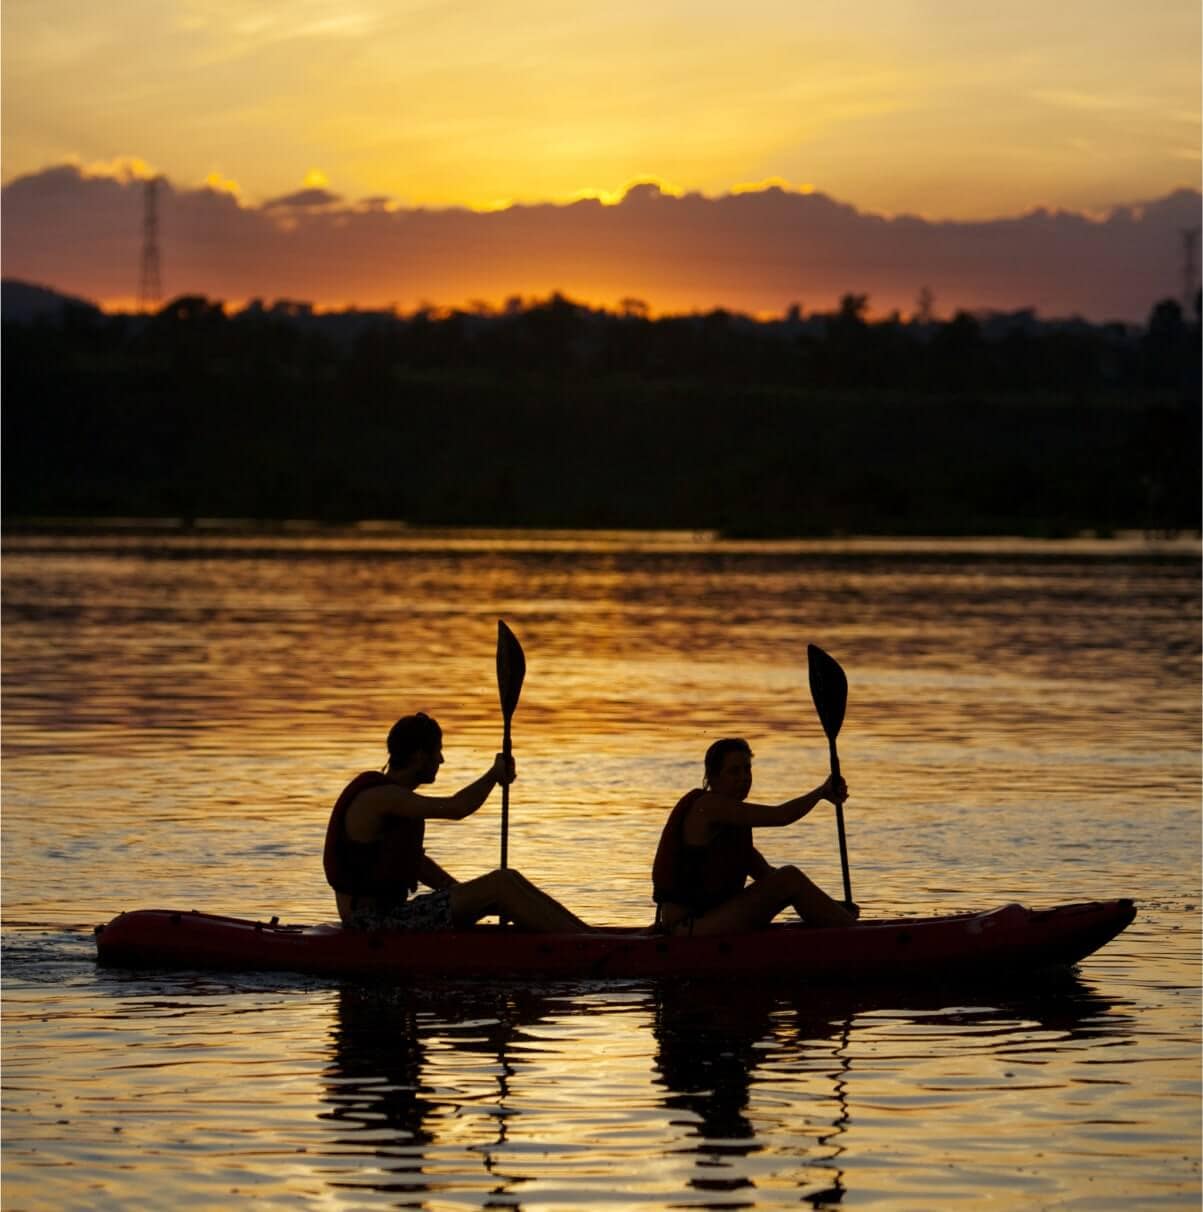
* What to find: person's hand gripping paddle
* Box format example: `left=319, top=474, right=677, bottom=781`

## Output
left=807, top=643, right=853, bottom=907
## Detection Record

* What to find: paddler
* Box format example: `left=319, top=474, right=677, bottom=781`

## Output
left=652, top=737, right=858, bottom=934
left=325, top=712, right=590, bottom=932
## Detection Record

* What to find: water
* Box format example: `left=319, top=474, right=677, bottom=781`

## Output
left=3, top=527, right=1199, bottom=1209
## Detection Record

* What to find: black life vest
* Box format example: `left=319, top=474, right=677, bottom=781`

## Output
left=323, top=771, right=425, bottom=902
left=651, top=788, right=755, bottom=914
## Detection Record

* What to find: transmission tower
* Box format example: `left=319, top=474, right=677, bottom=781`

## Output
left=138, top=176, right=163, bottom=312
left=1182, top=227, right=1201, bottom=316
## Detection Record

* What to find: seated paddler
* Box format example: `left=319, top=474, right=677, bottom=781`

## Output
left=324, top=712, right=590, bottom=932
left=652, top=737, right=858, bottom=934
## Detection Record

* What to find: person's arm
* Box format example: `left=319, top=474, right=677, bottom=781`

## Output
left=416, top=758, right=509, bottom=821
left=418, top=853, right=457, bottom=890
left=700, top=774, right=847, bottom=829
left=347, top=754, right=515, bottom=839
left=747, top=846, right=774, bottom=880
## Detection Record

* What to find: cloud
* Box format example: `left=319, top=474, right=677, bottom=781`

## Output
left=262, top=187, right=344, bottom=210
left=2, top=162, right=1198, bottom=322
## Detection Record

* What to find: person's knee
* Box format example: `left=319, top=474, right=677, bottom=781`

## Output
left=488, top=868, right=526, bottom=895
left=477, top=869, right=509, bottom=896
left=773, top=864, right=823, bottom=896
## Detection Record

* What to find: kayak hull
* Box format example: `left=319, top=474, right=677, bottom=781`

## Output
left=94, top=899, right=1135, bottom=983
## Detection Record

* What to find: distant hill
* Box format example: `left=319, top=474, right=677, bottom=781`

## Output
left=2, top=279, right=101, bottom=324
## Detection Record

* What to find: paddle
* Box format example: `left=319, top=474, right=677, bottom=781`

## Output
left=496, top=619, right=526, bottom=870
left=807, top=643, right=852, bottom=906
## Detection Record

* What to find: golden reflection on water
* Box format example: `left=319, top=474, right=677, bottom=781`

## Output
left=3, top=970, right=1171, bottom=1209
left=1, top=530, right=1199, bottom=1210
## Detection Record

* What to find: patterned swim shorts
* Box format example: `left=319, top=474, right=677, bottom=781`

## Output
left=349, top=888, right=454, bottom=932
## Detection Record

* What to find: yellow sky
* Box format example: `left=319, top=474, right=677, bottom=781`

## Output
left=2, top=0, right=1199, bottom=219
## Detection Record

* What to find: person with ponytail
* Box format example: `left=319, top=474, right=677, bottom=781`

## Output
left=651, top=737, right=857, bottom=934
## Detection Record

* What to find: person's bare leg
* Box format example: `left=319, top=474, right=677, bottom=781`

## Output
left=781, top=865, right=857, bottom=927
left=449, top=869, right=590, bottom=932
left=683, top=868, right=797, bottom=935
left=684, top=865, right=855, bottom=935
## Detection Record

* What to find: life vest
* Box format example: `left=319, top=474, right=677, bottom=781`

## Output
left=323, top=771, right=425, bottom=902
left=651, top=788, right=756, bottom=914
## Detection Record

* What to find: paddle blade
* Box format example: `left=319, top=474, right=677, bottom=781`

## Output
left=497, top=620, right=526, bottom=719
left=807, top=643, right=847, bottom=740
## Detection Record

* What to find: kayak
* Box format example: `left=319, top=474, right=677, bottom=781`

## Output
left=94, top=898, right=1135, bottom=983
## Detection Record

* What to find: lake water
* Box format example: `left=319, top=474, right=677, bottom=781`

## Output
left=3, top=527, right=1200, bottom=1210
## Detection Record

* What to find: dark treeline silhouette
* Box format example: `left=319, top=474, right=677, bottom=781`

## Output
left=3, top=281, right=1199, bottom=535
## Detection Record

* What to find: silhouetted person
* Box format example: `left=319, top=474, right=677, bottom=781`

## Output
left=652, top=738, right=856, bottom=934
left=325, top=712, right=590, bottom=932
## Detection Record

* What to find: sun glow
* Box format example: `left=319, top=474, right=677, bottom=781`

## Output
left=567, top=178, right=686, bottom=207
left=80, top=155, right=159, bottom=183
left=204, top=171, right=241, bottom=197
left=731, top=177, right=816, bottom=197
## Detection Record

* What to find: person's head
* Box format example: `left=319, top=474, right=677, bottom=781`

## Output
left=386, top=712, right=444, bottom=783
left=703, top=737, right=754, bottom=800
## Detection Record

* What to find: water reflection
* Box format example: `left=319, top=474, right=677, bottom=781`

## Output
left=9, top=950, right=1151, bottom=1212
left=319, top=983, right=554, bottom=1203
left=654, top=981, right=851, bottom=1207
left=316, top=975, right=1136, bottom=1209
left=4, top=540, right=1197, bottom=758
left=321, top=987, right=435, bottom=1188
left=648, top=974, right=1134, bottom=1210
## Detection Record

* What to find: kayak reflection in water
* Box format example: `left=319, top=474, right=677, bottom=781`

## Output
left=652, top=738, right=858, bottom=934
left=324, top=712, right=591, bottom=932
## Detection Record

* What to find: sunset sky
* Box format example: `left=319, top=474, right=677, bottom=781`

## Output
left=3, top=1, right=1200, bottom=317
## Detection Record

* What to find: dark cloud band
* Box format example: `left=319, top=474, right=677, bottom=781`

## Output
left=1, top=164, right=1197, bottom=322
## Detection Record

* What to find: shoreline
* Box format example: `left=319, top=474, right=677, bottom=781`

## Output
left=3, top=516, right=1198, bottom=558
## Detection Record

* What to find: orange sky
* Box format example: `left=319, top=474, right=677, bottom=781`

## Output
left=5, top=2, right=1198, bottom=216
left=2, top=2, right=1199, bottom=318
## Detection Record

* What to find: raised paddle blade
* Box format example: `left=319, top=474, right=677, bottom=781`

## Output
left=808, top=643, right=848, bottom=740
left=497, top=620, right=526, bottom=720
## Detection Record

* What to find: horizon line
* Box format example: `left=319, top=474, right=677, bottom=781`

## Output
left=8, top=277, right=1187, bottom=329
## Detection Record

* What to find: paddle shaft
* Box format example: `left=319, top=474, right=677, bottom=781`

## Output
left=500, top=715, right=512, bottom=869
left=828, top=737, right=852, bottom=905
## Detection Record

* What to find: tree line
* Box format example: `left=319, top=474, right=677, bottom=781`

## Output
left=3, top=285, right=1199, bottom=536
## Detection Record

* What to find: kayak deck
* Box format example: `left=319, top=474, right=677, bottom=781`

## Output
left=94, top=898, right=1136, bottom=983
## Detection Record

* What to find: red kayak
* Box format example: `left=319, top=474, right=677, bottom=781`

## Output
left=94, top=899, right=1135, bottom=982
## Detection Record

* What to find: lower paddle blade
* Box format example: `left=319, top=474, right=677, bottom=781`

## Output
left=497, top=620, right=526, bottom=718
left=807, top=643, right=848, bottom=740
